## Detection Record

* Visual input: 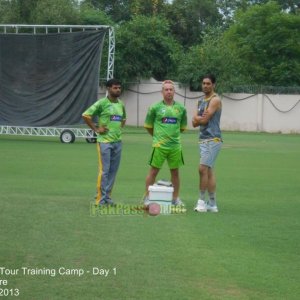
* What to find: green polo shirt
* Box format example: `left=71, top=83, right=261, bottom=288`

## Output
left=83, top=97, right=126, bottom=143
left=144, top=100, right=187, bottom=149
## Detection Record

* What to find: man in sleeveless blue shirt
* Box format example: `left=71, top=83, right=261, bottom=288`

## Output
left=192, top=74, right=222, bottom=213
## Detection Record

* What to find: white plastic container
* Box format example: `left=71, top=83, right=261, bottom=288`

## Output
left=148, top=185, right=174, bottom=201
left=148, top=185, right=174, bottom=215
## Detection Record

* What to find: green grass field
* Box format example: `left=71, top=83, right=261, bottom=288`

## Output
left=0, top=129, right=299, bottom=300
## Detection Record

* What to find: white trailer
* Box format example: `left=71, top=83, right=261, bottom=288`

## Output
left=0, top=125, right=97, bottom=143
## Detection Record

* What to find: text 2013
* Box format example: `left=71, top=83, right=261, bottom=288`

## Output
left=0, top=289, right=20, bottom=297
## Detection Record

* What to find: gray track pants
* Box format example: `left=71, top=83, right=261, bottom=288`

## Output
left=95, top=141, right=122, bottom=204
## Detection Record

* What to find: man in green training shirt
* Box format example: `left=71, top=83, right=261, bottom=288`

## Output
left=82, top=79, right=126, bottom=206
left=144, top=80, right=187, bottom=206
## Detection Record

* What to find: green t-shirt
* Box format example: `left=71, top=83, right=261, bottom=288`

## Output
left=144, top=100, right=187, bottom=149
left=82, top=97, right=126, bottom=143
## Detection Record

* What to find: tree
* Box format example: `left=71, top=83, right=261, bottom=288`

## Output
left=81, top=0, right=168, bottom=23
left=79, top=2, right=113, bottom=25
left=216, top=0, right=250, bottom=27
left=31, top=0, right=80, bottom=24
left=276, top=0, right=300, bottom=14
left=224, top=1, right=300, bottom=86
left=164, top=0, right=222, bottom=48
left=0, top=0, right=81, bottom=24
left=114, top=15, right=182, bottom=82
left=0, top=0, right=20, bottom=23
left=81, top=0, right=132, bottom=23
left=249, top=0, right=300, bottom=13
left=217, top=0, right=299, bottom=28
left=130, top=0, right=167, bottom=16
left=176, top=26, right=251, bottom=93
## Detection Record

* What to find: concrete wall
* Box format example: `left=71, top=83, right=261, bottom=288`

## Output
left=99, top=79, right=300, bottom=134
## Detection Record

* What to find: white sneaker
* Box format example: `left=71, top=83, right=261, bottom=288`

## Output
left=172, top=198, right=185, bottom=206
left=194, top=199, right=207, bottom=212
left=143, top=196, right=150, bottom=206
left=206, top=202, right=218, bottom=213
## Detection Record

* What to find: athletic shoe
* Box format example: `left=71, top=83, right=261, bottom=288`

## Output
left=156, top=179, right=172, bottom=187
left=106, top=198, right=115, bottom=206
left=172, top=198, right=185, bottom=206
left=194, top=199, right=207, bottom=212
left=99, top=198, right=115, bottom=206
left=143, top=196, right=150, bottom=206
left=206, top=202, right=218, bottom=213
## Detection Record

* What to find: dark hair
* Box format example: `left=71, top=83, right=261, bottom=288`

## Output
left=202, top=74, right=216, bottom=84
left=106, top=78, right=121, bottom=87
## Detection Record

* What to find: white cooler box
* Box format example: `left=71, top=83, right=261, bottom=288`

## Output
left=148, top=185, right=174, bottom=201
left=148, top=185, right=174, bottom=215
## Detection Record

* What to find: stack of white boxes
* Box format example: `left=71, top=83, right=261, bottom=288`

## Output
left=148, top=184, right=174, bottom=215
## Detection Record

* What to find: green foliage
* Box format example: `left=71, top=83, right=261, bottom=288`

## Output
left=31, top=0, right=80, bottom=24
left=165, top=0, right=222, bottom=48
left=217, top=0, right=300, bottom=29
left=177, top=26, right=251, bottom=93
left=130, top=0, right=167, bottom=17
left=277, top=0, right=300, bottom=13
left=79, top=2, right=113, bottom=25
left=224, top=1, right=300, bottom=86
left=0, top=0, right=81, bottom=24
left=114, top=15, right=182, bottom=83
left=82, top=0, right=132, bottom=23
left=0, top=0, right=21, bottom=23
left=83, top=0, right=168, bottom=22
left=0, top=0, right=299, bottom=88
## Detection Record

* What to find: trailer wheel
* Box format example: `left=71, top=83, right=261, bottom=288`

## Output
left=60, top=130, right=75, bottom=143
left=86, top=137, right=97, bottom=143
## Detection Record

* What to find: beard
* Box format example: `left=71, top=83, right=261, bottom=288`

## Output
left=110, top=91, right=121, bottom=98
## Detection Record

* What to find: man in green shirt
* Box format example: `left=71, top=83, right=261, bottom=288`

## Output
left=144, top=80, right=187, bottom=206
left=82, top=79, right=126, bottom=206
